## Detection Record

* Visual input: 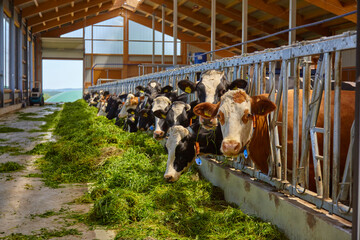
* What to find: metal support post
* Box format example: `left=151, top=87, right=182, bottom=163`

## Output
left=162, top=4, right=165, bottom=69
left=18, top=15, right=23, bottom=101
left=289, top=0, right=296, bottom=45
left=0, top=2, right=5, bottom=107
left=152, top=12, right=155, bottom=73
left=10, top=3, right=15, bottom=104
left=352, top=0, right=360, bottom=238
left=241, top=0, right=248, bottom=55
left=211, top=0, right=216, bottom=61
left=173, top=0, right=177, bottom=66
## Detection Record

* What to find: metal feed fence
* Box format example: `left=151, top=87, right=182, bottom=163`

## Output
left=88, top=31, right=356, bottom=222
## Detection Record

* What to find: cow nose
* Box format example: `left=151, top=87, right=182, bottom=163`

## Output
left=153, top=131, right=165, bottom=138
left=140, top=128, right=145, bottom=131
left=221, top=140, right=241, bottom=156
left=164, top=175, right=174, bottom=182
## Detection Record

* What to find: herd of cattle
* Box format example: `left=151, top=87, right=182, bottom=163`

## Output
left=84, top=69, right=355, bottom=193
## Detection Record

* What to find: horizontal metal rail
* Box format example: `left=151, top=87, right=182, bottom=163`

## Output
left=89, top=31, right=356, bottom=222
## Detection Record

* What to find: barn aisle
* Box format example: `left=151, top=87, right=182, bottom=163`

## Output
left=0, top=105, right=115, bottom=239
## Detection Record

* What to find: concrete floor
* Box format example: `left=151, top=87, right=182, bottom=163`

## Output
left=0, top=105, right=116, bottom=240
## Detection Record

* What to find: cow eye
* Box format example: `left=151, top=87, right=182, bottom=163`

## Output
left=247, top=113, right=252, bottom=118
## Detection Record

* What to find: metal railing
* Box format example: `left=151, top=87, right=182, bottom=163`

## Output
left=88, top=31, right=356, bottom=221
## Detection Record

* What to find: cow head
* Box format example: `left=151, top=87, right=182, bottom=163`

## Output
left=178, top=70, right=247, bottom=129
left=145, top=80, right=162, bottom=98
left=138, top=108, right=155, bottom=131
left=118, top=94, right=143, bottom=118
left=156, top=101, right=192, bottom=128
left=153, top=117, right=169, bottom=140
left=126, top=109, right=138, bottom=133
left=194, top=89, right=276, bottom=157
left=164, top=126, right=195, bottom=182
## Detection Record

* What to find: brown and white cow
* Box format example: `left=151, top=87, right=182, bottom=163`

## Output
left=118, top=94, right=143, bottom=118
left=194, top=89, right=354, bottom=191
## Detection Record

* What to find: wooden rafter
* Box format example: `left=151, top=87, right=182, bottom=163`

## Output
left=32, top=2, right=114, bottom=33
left=22, top=0, right=75, bottom=18
left=28, top=0, right=113, bottom=27
left=225, top=0, right=242, bottom=9
left=303, top=0, right=356, bottom=23
left=14, top=0, right=33, bottom=6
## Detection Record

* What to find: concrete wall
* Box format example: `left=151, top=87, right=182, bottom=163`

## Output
left=198, top=158, right=352, bottom=240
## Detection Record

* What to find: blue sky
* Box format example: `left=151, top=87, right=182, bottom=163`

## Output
left=42, top=60, right=83, bottom=90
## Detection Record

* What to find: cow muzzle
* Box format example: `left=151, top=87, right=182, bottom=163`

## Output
left=164, top=174, right=178, bottom=182
left=221, top=140, right=241, bottom=156
left=153, top=130, right=165, bottom=139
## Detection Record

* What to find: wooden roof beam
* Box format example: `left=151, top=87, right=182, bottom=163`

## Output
left=28, top=0, right=111, bottom=26
left=32, top=2, right=114, bottom=33
left=303, top=0, right=356, bottom=23
left=225, top=0, right=242, bottom=9
left=22, top=0, right=75, bottom=18
left=14, top=0, right=33, bottom=6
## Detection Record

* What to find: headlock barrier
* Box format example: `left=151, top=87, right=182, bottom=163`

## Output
left=89, top=31, right=356, bottom=225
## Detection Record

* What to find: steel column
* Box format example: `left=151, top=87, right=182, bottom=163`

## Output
left=173, top=0, right=177, bottom=66
left=152, top=12, right=155, bottom=73
left=352, top=0, right=360, bottom=238
left=241, top=0, right=248, bottom=55
left=0, top=2, right=5, bottom=107
left=289, top=0, right=296, bottom=45
left=211, top=0, right=216, bottom=61
left=18, top=15, right=23, bottom=100
left=10, top=3, right=15, bottom=104
left=162, top=4, right=165, bottom=68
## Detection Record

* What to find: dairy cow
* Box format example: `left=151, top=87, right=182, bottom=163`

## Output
left=194, top=89, right=354, bottom=191
left=178, top=70, right=247, bottom=128
left=164, top=122, right=223, bottom=182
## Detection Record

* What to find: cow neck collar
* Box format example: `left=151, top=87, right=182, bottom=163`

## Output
left=240, top=115, right=257, bottom=155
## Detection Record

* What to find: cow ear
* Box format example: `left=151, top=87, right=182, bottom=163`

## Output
left=178, top=80, right=196, bottom=94
left=139, top=109, right=151, bottom=118
left=250, top=95, right=276, bottom=116
left=185, top=104, right=191, bottom=112
left=153, top=110, right=168, bottom=119
left=228, top=79, right=247, bottom=91
left=193, top=102, right=220, bottom=119
left=161, top=85, right=173, bottom=94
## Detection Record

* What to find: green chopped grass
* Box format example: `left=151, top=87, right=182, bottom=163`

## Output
left=0, top=161, right=24, bottom=173
left=0, top=126, right=24, bottom=133
left=32, top=99, right=287, bottom=240
left=1, top=228, right=81, bottom=239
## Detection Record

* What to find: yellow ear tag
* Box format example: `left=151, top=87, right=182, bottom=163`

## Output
left=161, top=114, right=167, bottom=119
left=233, top=86, right=238, bottom=90
left=185, top=86, right=192, bottom=93
left=143, top=113, right=148, bottom=118
left=140, top=90, right=144, bottom=93
left=164, top=89, right=168, bottom=93
left=131, top=117, right=135, bottom=121
left=131, top=111, right=135, bottom=114
left=192, top=116, right=197, bottom=119
left=204, top=111, right=211, bottom=117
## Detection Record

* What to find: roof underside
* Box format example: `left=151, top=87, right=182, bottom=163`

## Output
left=16, top=0, right=357, bottom=58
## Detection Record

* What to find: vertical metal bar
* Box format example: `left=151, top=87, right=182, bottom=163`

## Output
left=302, top=56, right=311, bottom=188
left=152, top=13, right=155, bottom=73
left=0, top=2, right=4, bottom=107
left=353, top=5, right=360, bottom=237
left=260, top=62, right=265, bottom=93
left=255, top=63, right=260, bottom=95
left=292, top=58, right=300, bottom=187
left=18, top=16, right=23, bottom=100
left=332, top=51, right=341, bottom=202
left=289, top=0, right=296, bottom=45
left=211, top=0, right=216, bottom=61
left=282, top=60, right=289, bottom=181
left=241, top=0, right=248, bottom=55
left=323, top=52, right=331, bottom=199
left=173, top=0, right=177, bottom=66
left=162, top=4, right=165, bottom=69
left=10, top=8, right=15, bottom=104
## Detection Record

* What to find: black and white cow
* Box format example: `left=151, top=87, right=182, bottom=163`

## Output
left=126, top=109, right=138, bottom=133
left=178, top=70, right=247, bottom=128
left=164, top=122, right=223, bottom=182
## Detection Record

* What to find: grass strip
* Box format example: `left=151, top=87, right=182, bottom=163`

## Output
left=0, top=161, right=24, bottom=173
left=32, top=99, right=287, bottom=240
left=0, top=126, right=24, bottom=133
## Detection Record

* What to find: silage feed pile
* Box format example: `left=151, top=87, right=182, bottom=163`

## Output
left=33, top=100, right=287, bottom=240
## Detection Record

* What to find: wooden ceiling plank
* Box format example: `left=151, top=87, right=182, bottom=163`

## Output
left=32, top=2, right=113, bottom=33
left=14, top=0, right=33, bottom=6
left=22, top=0, right=75, bottom=18
left=28, top=0, right=111, bottom=26
left=225, top=0, right=242, bottom=9
left=303, top=0, right=356, bottom=23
